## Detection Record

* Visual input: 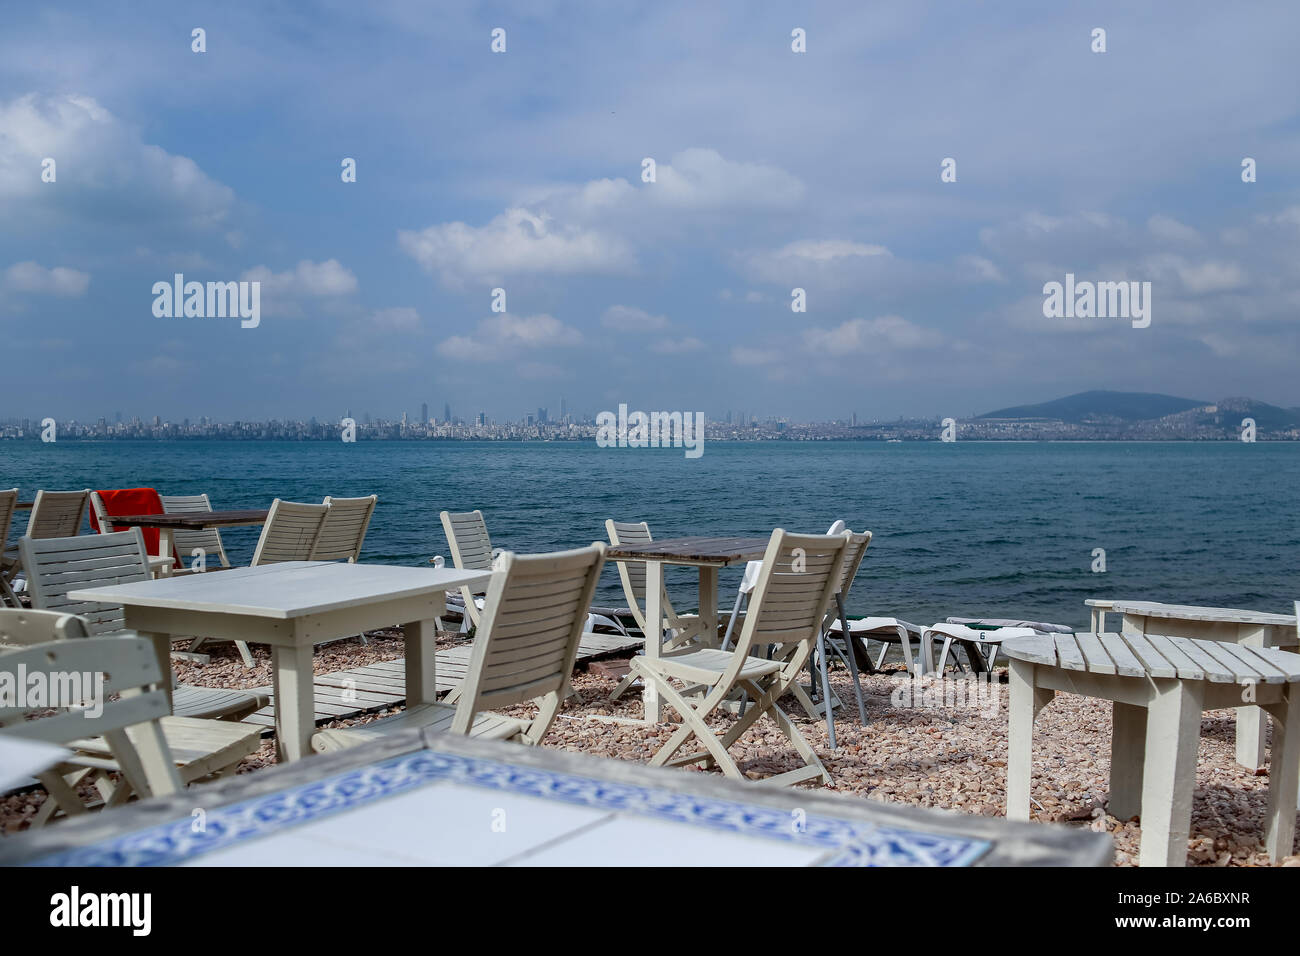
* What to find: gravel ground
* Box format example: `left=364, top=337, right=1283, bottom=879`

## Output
left=5, top=636, right=1299, bottom=866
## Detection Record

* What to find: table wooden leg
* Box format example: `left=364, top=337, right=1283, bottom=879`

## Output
left=138, top=631, right=175, bottom=712
left=698, top=566, right=718, bottom=648
left=1235, top=625, right=1268, bottom=771
left=1006, top=659, right=1036, bottom=820
left=158, top=528, right=174, bottom=576
left=272, top=643, right=315, bottom=762
left=1262, top=688, right=1300, bottom=860
left=643, top=560, right=664, bottom=723
left=403, top=618, right=439, bottom=706
left=1109, top=701, right=1147, bottom=820
left=1139, top=679, right=1204, bottom=867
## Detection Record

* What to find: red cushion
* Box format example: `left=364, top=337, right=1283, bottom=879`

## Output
left=90, top=488, right=164, bottom=556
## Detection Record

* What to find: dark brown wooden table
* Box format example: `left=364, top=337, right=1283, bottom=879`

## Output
left=103, top=510, right=270, bottom=565
left=606, top=535, right=770, bottom=722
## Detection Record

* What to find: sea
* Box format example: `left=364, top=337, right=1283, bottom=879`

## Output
left=2, top=440, right=1296, bottom=630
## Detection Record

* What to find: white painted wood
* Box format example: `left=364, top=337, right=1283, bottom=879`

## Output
left=1109, top=702, right=1146, bottom=820
left=1139, top=679, right=1205, bottom=867
left=1006, top=658, right=1035, bottom=821
left=1053, top=633, right=1087, bottom=671
left=1005, top=630, right=1300, bottom=866
left=1261, top=687, right=1300, bottom=855
left=1164, top=636, right=1235, bottom=683
left=1143, top=634, right=1204, bottom=680
left=159, top=494, right=232, bottom=569
left=0, top=489, right=18, bottom=607
left=629, top=530, right=846, bottom=786
left=1097, top=632, right=1146, bottom=678
left=313, top=544, right=605, bottom=753
left=251, top=499, right=328, bottom=567
left=69, top=560, right=491, bottom=619
left=1073, top=631, right=1116, bottom=674
left=314, top=495, right=377, bottom=562
left=1118, top=632, right=1177, bottom=679
left=1110, top=600, right=1296, bottom=628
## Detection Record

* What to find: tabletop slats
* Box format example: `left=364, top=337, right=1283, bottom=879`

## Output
left=1004, top=632, right=1300, bottom=687
left=1097, top=633, right=1146, bottom=677
left=1118, top=632, right=1178, bottom=679
left=1209, top=640, right=1288, bottom=683
left=1073, top=632, right=1116, bottom=674
left=1142, top=634, right=1204, bottom=680
left=1160, top=637, right=1235, bottom=683
left=1052, top=634, right=1087, bottom=671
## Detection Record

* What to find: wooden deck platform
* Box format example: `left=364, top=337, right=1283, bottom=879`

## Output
left=239, top=631, right=641, bottom=734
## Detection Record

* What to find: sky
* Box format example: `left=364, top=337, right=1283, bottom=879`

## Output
left=1, top=0, right=1298, bottom=423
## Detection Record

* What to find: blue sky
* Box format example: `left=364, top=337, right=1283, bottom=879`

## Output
left=2, top=0, right=1298, bottom=423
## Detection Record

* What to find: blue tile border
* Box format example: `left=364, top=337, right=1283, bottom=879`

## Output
left=27, top=751, right=990, bottom=867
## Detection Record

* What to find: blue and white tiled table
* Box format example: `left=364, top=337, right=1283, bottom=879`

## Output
left=0, top=731, right=1111, bottom=867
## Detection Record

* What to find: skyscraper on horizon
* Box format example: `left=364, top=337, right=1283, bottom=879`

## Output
left=444, top=402, right=451, bottom=424
left=421, top=402, right=428, bottom=425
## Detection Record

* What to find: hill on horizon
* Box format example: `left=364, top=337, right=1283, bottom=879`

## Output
left=978, top=390, right=1213, bottom=423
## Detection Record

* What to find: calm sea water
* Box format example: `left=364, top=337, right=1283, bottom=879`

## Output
left=2, top=440, right=1296, bottom=629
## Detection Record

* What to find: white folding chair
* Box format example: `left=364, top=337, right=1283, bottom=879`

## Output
left=631, top=529, right=849, bottom=787
left=314, top=543, right=606, bottom=753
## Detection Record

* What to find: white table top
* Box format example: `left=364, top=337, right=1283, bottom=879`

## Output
left=67, top=561, right=494, bottom=620
left=1107, top=600, right=1296, bottom=627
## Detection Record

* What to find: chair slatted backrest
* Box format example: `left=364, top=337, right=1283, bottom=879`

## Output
left=0, top=608, right=89, bottom=648
left=250, top=499, right=328, bottom=566
left=0, top=488, right=17, bottom=548
left=441, top=510, right=493, bottom=570
left=0, top=635, right=181, bottom=796
left=20, top=530, right=152, bottom=635
left=440, top=510, right=495, bottom=627
left=159, top=493, right=231, bottom=568
left=26, top=490, right=90, bottom=539
left=452, top=543, right=605, bottom=741
left=837, top=530, right=873, bottom=602
left=730, top=529, right=848, bottom=683
left=604, top=519, right=690, bottom=634
left=314, top=495, right=378, bottom=562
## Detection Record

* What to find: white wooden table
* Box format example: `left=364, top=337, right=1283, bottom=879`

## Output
left=68, top=562, right=492, bottom=762
left=1107, top=600, right=1298, bottom=770
left=1004, top=632, right=1300, bottom=867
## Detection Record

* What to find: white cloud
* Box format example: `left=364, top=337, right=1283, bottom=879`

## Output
left=730, top=345, right=781, bottom=366
left=648, top=148, right=804, bottom=210
left=437, top=313, right=582, bottom=361
left=1147, top=215, right=1201, bottom=243
left=601, top=304, right=668, bottom=331
left=650, top=336, right=705, bottom=354
left=803, top=316, right=943, bottom=354
left=399, top=207, right=634, bottom=286
left=399, top=149, right=803, bottom=286
left=741, top=238, right=892, bottom=285
left=0, top=93, right=234, bottom=227
left=3, top=261, right=90, bottom=296
left=242, top=259, right=357, bottom=296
